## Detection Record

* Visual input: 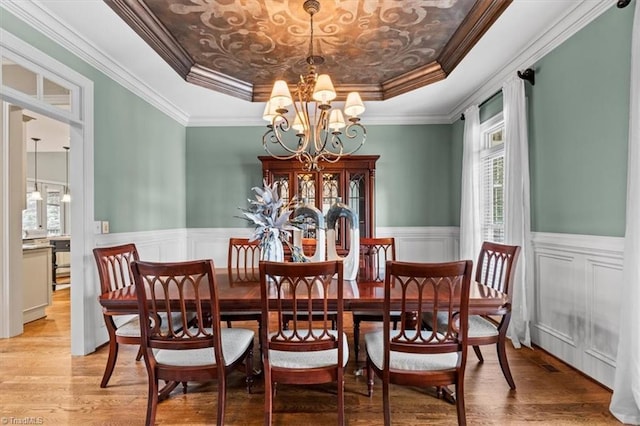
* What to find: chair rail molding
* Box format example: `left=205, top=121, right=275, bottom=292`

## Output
left=530, top=231, right=624, bottom=388
left=187, top=226, right=460, bottom=268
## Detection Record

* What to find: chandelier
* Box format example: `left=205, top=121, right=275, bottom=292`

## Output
left=262, top=0, right=366, bottom=172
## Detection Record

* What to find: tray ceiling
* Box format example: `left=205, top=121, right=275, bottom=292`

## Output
left=104, top=0, right=511, bottom=102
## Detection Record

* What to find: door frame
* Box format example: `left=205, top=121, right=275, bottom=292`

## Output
left=0, top=28, right=96, bottom=355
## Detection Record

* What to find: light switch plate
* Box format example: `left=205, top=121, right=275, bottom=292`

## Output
left=93, top=221, right=102, bottom=234
left=101, top=221, right=109, bottom=234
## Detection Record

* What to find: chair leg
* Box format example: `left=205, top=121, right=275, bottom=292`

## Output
left=264, top=368, right=273, bottom=425
left=135, top=345, right=143, bottom=361
left=217, top=375, right=226, bottom=426
left=473, top=345, right=484, bottom=363
left=245, top=342, right=254, bottom=394
left=226, top=320, right=232, bottom=328
left=366, top=359, right=374, bottom=397
left=455, top=380, right=467, bottom=426
left=382, top=378, right=390, bottom=426
left=100, top=339, right=118, bottom=388
left=146, top=374, right=159, bottom=426
left=497, top=339, right=516, bottom=389
left=337, top=370, right=345, bottom=426
left=353, top=317, right=361, bottom=362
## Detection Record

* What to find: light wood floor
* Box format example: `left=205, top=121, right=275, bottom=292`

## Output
left=0, top=288, right=618, bottom=425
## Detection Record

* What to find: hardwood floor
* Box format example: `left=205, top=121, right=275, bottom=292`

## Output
left=0, top=288, right=618, bottom=425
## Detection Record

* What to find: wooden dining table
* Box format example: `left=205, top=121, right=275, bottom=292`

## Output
left=98, top=271, right=509, bottom=316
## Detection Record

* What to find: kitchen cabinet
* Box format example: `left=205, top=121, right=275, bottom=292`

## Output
left=22, top=243, right=52, bottom=323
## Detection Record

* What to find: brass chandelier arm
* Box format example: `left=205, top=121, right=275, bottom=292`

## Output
left=261, top=0, right=367, bottom=172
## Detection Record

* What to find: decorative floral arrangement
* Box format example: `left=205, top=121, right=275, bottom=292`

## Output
left=238, top=179, right=299, bottom=258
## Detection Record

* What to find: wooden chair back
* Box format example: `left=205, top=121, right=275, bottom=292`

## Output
left=93, top=243, right=139, bottom=294
left=259, top=260, right=344, bottom=356
left=359, top=237, right=396, bottom=282
left=475, top=242, right=521, bottom=296
left=384, top=260, right=473, bottom=360
left=227, top=238, right=260, bottom=282
left=131, top=259, right=223, bottom=358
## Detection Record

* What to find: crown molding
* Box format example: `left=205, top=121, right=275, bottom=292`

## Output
left=187, top=113, right=451, bottom=127
left=447, top=0, right=616, bottom=122
left=1, top=1, right=190, bottom=126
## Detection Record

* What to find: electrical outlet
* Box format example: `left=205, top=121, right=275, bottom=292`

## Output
left=101, top=221, right=110, bottom=234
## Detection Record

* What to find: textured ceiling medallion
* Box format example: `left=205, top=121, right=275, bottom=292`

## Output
left=105, top=0, right=512, bottom=102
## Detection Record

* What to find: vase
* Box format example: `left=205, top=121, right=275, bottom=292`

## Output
left=326, top=197, right=360, bottom=280
left=260, top=234, right=284, bottom=262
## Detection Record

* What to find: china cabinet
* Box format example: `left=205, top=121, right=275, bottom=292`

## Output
left=259, top=155, right=378, bottom=253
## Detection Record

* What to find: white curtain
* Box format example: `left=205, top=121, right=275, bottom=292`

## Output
left=610, top=1, right=640, bottom=423
left=502, top=76, right=532, bottom=349
left=459, top=104, right=481, bottom=261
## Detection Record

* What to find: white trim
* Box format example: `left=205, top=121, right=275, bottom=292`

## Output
left=449, top=1, right=614, bottom=122
left=0, top=1, right=189, bottom=126
left=530, top=231, right=624, bottom=388
left=0, top=28, right=95, bottom=356
left=531, top=232, right=624, bottom=257
left=187, top=114, right=454, bottom=127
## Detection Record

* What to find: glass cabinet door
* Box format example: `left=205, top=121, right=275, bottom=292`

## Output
left=322, top=172, right=342, bottom=247
left=347, top=172, right=367, bottom=236
left=296, top=173, right=316, bottom=206
left=272, top=173, right=291, bottom=205
left=321, top=173, right=341, bottom=214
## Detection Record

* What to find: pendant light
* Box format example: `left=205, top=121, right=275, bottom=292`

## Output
left=61, top=146, right=70, bottom=203
left=31, top=137, right=42, bottom=201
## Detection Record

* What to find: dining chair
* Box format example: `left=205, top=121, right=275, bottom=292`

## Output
left=259, top=260, right=348, bottom=426
left=352, top=237, right=398, bottom=362
left=131, top=259, right=255, bottom=426
left=93, top=243, right=142, bottom=388
left=227, top=237, right=260, bottom=283
left=365, top=260, right=473, bottom=426
left=223, top=238, right=262, bottom=327
left=423, top=241, right=521, bottom=389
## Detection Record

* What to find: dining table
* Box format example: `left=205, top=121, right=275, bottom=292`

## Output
left=98, top=269, right=508, bottom=404
left=98, top=270, right=509, bottom=318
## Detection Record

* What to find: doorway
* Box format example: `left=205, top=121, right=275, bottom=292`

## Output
left=1, top=28, right=96, bottom=355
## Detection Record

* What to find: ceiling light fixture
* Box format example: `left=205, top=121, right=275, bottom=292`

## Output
left=262, top=0, right=366, bottom=172
left=61, top=146, right=71, bottom=203
left=31, top=137, right=42, bottom=201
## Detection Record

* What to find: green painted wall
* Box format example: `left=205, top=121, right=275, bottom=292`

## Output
left=186, top=124, right=453, bottom=228
left=1, top=8, right=186, bottom=233
left=449, top=7, right=632, bottom=238
left=480, top=93, right=503, bottom=123
left=450, top=119, right=464, bottom=226
left=529, top=6, right=632, bottom=236
left=186, top=126, right=265, bottom=228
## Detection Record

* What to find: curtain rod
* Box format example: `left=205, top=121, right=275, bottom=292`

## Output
left=460, top=68, right=536, bottom=121
left=460, top=90, right=502, bottom=121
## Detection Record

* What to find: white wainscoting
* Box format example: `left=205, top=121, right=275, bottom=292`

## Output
left=531, top=232, right=624, bottom=389
left=376, top=227, right=460, bottom=262
left=186, top=227, right=460, bottom=266
left=91, top=229, right=187, bottom=347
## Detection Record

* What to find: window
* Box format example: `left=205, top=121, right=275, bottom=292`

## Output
left=479, top=113, right=505, bottom=243
left=22, top=181, right=68, bottom=237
